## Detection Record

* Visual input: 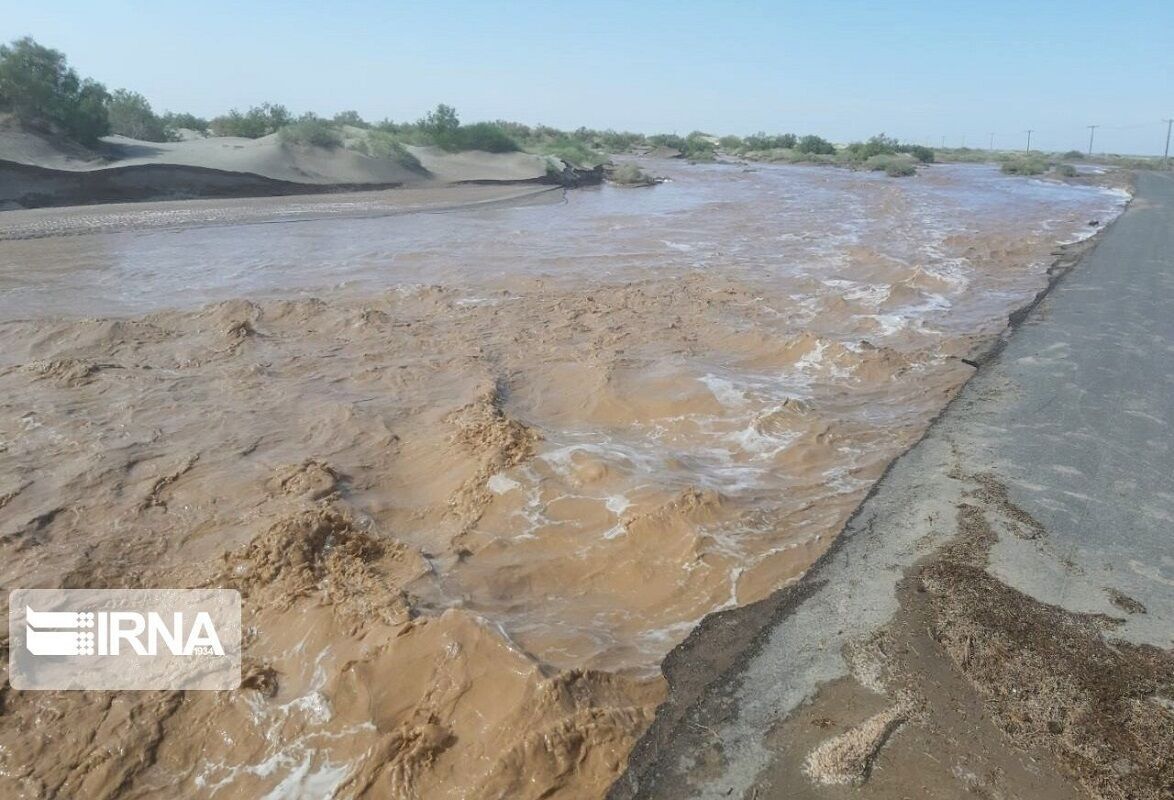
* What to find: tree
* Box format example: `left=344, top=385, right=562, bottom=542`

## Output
left=0, top=36, right=110, bottom=143
left=419, top=103, right=459, bottom=136
left=332, top=110, right=366, bottom=127
left=108, top=89, right=170, bottom=141
left=209, top=103, right=291, bottom=138
left=160, top=112, right=209, bottom=133
left=795, top=134, right=836, bottom=155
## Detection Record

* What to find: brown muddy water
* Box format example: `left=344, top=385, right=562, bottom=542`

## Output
left=0, top=163, right=1127, bottom=799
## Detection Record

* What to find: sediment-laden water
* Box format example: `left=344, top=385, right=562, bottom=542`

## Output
left=0, top=162, right=1127, bottom=798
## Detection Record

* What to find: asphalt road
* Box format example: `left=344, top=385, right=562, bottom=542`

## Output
left=611, top=171, right=1173, bottom=799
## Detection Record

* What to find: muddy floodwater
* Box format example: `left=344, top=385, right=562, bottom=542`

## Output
left=0, top=163, right=1127, bottom=798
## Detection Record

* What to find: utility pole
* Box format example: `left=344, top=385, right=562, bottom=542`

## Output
left=940, top=135, right=945, bottom=149
left=988, top=132, right=995, bottom=151
left=1025, top=129, right=1033, bottom=153
left=1087, top=125, right=1098, bottom=157
left=1165, top=119, right=1172, bottom=168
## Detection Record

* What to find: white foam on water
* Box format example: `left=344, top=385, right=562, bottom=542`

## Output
left=700, top=374, right=748, bottom=408
left=487, top=473, right=521, bottom=494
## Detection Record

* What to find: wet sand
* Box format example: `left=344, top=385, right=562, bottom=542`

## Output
left=0, top=162, right=1131, bottom=798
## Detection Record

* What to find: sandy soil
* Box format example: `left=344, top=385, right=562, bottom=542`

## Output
left=751, top=474, right=1172, bottom=800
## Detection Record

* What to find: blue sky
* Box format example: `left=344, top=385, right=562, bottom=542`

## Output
left=4, top=0, right=1172, bottom=154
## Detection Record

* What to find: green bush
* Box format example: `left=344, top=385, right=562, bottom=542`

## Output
left=210, top=103, right=292, bottom=138
left=540, top=137, right=605, bottom=166
left=610, top=163, right=655, bottom=185
left=160, top=112, right=208, bottom=133
left=648, top=133, right=687, bottom=151
left=1062, top=150, right=1085, bottom=160
left=682, top=131, right=716, bottom=161
left=349, top=129, right=424, bottom=171
left=597, top=129, right=644, bottom=151
left=107, top=89, right=171, bottom=141
left=1001, top=156, right=1049, bottom=175
left=904, top=144, right=935, bottom=163
left=744, top=132, right=797, bottom=150
left=718, top=134, right=744, bottom=151
left=278, top=116, right=342, bottom=148
left=418, top=103, right=459, bottom=137
left=796, top=134, right=836, bottom=155
left=0, top=36, right=110, bottom=144
left=864, top=153, right=917, bottom=176
left=1054, top=163, right=1078, bottom=177
left=443, top=121, right=519, bottom=153
left=332, top=110, right=367, bottom=128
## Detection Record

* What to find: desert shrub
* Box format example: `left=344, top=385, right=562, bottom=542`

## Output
left=1054, top=163, right=1078, bottom=177
left=541, top=137, right=605, bottom=166
left=418, top=103, right=459, bottom=137
left=719, top=134, right=744, bottom=151
left=904, top=144, right=935, bottom=163
left=350, top=129, right=424, bottom=171
left=844, top=133, right=901, bottom=161
left=278, top=116, right=342, bottom=148
left=682, top=131, right=716, bottom=161
left=107, top=89, right=171, bottom=141
left=332, top=110, right=367, bottom=128
left=864, top=153, right=917, bottom=176
left=742, top=132, right=796, bottom=151
left=0, top=36, right=110, bottom=143
left=210, top=103, right=292, bottom=138
left=795, top=134, right=837, bottom=155
left=446, top=121, right=519, bottom=152
left=610, top=163, right=655, bottom=185
left=597, top=129, right=644, bottom=151
left=1063, top=150, right=1085, bottom=160
left=648, top=133, right=687, bottom=151
left=1001, top=156, right=1049, bottom=175
left=161, top=111, right=208, bottom=133
left=405, top=105, right=519, bottom=152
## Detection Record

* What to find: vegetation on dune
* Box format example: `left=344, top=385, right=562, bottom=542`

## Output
left=210, top=102, right=292, bottom=138
left=160, top=111, right=209, bottom=134
left=842, top=134, right=934, bottom=164
left=863, top=153, right=918, bottom=176
left=0, top=36, right=110, bottom=143
left=609, top=163, right=656, bottom=186
left=278, top=115, right=343, bottom=148
left=107, top=89, right=172, bottom=142
left=796, top=134, right=838, bottom=155
left=332, top=110, right=367, bottom=128
left=12, top=34, right=1168, bottom=182
left=1000, top=155, right=1050, bottom=175
left=744, top=132, right=797, bottom=151
left=349, top=129, right=425, bottom=171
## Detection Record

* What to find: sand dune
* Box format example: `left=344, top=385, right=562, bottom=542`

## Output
left=0, top=120, right=561, bottom=209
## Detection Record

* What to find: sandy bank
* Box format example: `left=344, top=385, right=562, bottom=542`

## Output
left=0, top=122, right=579, bottom=209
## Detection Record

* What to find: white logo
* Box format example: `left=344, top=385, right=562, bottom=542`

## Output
left=9, top=589, right=241, bottom=690
left=25, top=607, right=224, bottom=657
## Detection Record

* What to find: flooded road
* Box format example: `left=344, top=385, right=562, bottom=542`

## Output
left=0, top=162, right=1128, bottom=799
left=0, top=162, right=1123, bottom=320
